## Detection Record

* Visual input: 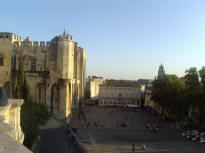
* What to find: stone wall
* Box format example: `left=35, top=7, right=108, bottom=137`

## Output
left=144, top=89, right=154, bottom=108
left=90, top=78, right=105, bottom=100
left=0, top=37, right=12, bottom=85
left=0, top=99, right=32, bottom=153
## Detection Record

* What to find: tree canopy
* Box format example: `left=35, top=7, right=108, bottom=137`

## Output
left=152, top=67, right=205, bottom=126
left=152, top=75, right=185, bottom=119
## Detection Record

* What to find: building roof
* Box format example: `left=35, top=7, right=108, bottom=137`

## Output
left=99, top=80, right=141, bottom=87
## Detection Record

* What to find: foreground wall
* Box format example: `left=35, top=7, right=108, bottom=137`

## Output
left=0, top=99, right=32, bottom=153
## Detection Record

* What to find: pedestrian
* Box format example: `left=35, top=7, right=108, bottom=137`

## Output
left=86, top=121, right=90, bottom=128
left=142, top=144, right=146, bottom=150
left=101, top=122, right=104, bottom=128
left=132, top=144, right=135, bottom=152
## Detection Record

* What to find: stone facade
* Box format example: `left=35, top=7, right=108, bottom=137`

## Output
left=0, top=99, right=24, bottom=143
left=0, top=99, right=31, bottom=153
left=98, top=81, right=144, bottom=107
left=144, top=88, right=154, bottom=108
left=144, top=88, right=164, bottom=114
left=89, top=76, right=105, bottom=100
left=0, top=31, right=86, bottom=118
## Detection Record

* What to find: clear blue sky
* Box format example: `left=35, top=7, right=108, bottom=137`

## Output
left=1, top=0, right=205, bottom=80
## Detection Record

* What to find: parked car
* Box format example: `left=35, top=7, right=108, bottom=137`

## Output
left=192, top=134, right=200, bottom=141
left=182, top=131, right=188, bottom=137
left=189, top=130, right=199, bottom=139
left=187, top=133, right=191, bottom=138
left=200, top=132, right=205, bottom=137
left=200, top=137, right=205, bottom=143
left=186, top=131, right=192, bottom=138
left=191, top=130, right=199, bottom=136
left=182, top=130, right=191, bottom=137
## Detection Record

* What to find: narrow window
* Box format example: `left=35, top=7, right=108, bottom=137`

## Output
left=31, top=60, right=36, bottom=71
left=39, top=86, right=41, bottom=102
left=0, top=56, right=4, bottom=66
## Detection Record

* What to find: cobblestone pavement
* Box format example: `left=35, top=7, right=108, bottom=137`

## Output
left=33, top=118, right=80, bottom=153
left=71, top=106, right=205, bottom=153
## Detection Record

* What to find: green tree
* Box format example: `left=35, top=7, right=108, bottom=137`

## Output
left=152, top=75, right=186, bottom=119
left=15, top=53, right=49, bottom=149
left=195, top=67, right=205, bottom=125
left=199, top=66, right=205, bottom=86
left=152, top=67, right=205, bottom=127
left=183, top=67, right=201, bottom=108
left=184, top=67, right=199, bottom=89
left=183, top=67, right=205, bottom=127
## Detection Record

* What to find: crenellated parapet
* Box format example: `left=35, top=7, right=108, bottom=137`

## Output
left=0, top=32, right=13, bottom=39
left=13, top=41, right=56, bottom=48
left=0, top=32, right=24, bottom=42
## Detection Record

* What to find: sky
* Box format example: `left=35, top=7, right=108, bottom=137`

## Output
left=1, top=0, right=205, bottom=80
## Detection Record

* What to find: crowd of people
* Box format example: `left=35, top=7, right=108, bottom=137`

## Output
left=84, top=121, right=105, bottom=128
left=145, top=113, right=188, bottom=133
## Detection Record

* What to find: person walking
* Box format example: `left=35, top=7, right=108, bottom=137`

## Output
left=142, top=144, right=146, bottom=150
left=132, top=144, right=135, bottom=152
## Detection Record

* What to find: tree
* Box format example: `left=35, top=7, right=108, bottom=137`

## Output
left=152, top=75, right=186, bottom=120
left=183, top=67, right=205, bottom=127
left=152, top=67, right=205, bottom=127
left=199, top=66, right=205, bottom=86
left=15, top=53, right=49, bottom=149
left=196, top=67, right=205, bottom=125
left=183, top=67, right=201, bottom=108
left=184, top=67, right=199, bottom=89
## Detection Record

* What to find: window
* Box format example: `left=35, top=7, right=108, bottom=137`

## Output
left=39, top=86, right=41, bottom=102
left=0, top=56, right=4, bottom=66
left=31, top=60, right=36, bottom=71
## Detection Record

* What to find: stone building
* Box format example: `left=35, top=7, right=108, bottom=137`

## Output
left=98, top=81, right=144, bottom=107
left=144, top=87, right=154, bottom=108
left=157, top=64, right=165, bottom=79
left=89, top=76, right=105, bottom=101
left=0, top=31, right=86, bottom=118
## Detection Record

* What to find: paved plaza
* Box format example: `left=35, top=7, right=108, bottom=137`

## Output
left=71, top=106, right=205, bottom=153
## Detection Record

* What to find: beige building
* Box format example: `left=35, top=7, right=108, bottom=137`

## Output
left=0, top=31, right=86, bottom=118
left=144, top=88, right=154, bottom=108
left=99, top=81, right=144, bottom=107
left=89, top=76, right=105, bottom=100
left=144, top=88, right=164, bottom=115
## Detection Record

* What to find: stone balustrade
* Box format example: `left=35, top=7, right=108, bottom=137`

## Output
left=0, top=99, right=32, bottom=153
